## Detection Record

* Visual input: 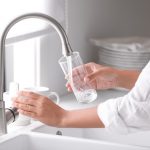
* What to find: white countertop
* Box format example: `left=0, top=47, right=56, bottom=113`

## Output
left=59, top=89, right=128, bottom=110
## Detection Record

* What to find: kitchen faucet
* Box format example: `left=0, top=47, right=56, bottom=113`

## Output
left=0, top=13, right=73, bottom=135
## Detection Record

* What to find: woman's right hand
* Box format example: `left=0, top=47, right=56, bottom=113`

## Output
left=66, top=62, right=121, bottom=91
left=66, top=62, right=140, bottom=91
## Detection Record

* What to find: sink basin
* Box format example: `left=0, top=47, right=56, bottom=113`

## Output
left=30, top=122, right=150, bottom=148
left=0, top=132, right=148, bottom=150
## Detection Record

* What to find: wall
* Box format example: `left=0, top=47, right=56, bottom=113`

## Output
left=67, top=0, right=150, bottom=63
left=40, top=32, right=66, bottom=96
left=41, top=0, right=150, bottom=96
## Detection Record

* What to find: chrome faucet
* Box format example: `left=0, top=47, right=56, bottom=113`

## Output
left=0, top=13, right=73, bottom=135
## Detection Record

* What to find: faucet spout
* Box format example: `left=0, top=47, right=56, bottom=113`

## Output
left=0, top=13, right=73, bottom=135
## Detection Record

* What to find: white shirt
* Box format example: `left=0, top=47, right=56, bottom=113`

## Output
left=97, top=61, right=150, bottom=134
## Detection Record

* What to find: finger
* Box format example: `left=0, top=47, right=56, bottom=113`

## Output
left=84, top=69, right=105, bottom=82
left=65, top=84, right=72, bottom=91
left=65, top=81, right=70, bottom=87
left=85, top=62, right=103, bottom=71
left=18, top=109, right=36, bottom=118
left=18, top=91, right=40, bottom=99
left=67, top=70, right=80, bottom=80
left=65, top=81, right=73, bottom=91
left=67, top=86, right=73, bottom=92
left=13, top=101, right=36, bottom=112
left=84, top=72, right=97, bottom=83
left=13, top=96, right=37, bottom=107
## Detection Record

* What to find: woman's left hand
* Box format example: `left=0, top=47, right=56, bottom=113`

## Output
left=13, top=91, right=104, bottom=128
left=13, top=91, right=66, bottom=127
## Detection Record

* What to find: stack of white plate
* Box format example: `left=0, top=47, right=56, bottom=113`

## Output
left=91, top=37, right=150, bottom=70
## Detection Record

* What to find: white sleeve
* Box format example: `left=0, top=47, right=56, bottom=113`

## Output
left=97, top=61, right=150, bottom=134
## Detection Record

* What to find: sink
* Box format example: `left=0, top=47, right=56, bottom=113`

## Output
left=0, top=132, right=148, bottom=150
left=30, top=122, right=150, bottom=148
left=31, top=123, right=85, bottom=137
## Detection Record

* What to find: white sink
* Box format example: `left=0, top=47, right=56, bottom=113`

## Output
left=25, top=122, right=149, bottom=148
left=0, top=132, right=148, bottom=150
left=30, top=122, right=150, bottom=148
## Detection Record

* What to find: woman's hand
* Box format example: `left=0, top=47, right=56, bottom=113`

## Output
left=66, top=62, right=140, bottom=91
left=13, top=91, right=66, bottom=127
left=66, top=62, right=120, bottom=91
left=12, top=91, right=104, bottom=128
left=84, top=63, right=120, bottom=90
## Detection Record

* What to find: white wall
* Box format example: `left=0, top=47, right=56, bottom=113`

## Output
left=67, top=0, right=150, bottom=62
left=41, top=0, right=150, bottom=96
left=40, top=32, right=66, bottom=96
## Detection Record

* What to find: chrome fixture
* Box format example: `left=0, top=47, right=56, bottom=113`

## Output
left=0, top=13, right=73, bottom=135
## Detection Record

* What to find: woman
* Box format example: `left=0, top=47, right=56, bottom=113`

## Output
left=13, top=61, right=150, bottom=134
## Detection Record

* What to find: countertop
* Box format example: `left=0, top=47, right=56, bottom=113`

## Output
left=59, top=89, right=128, bottom=110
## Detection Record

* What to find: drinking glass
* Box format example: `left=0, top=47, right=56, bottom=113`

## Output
left=59, top=52, right=97, bottom=103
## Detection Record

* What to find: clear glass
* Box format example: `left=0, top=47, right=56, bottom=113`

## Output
left=59, top=52, right=97, bottom=103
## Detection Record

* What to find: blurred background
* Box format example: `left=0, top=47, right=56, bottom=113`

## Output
left=3, top=0, right=150, bottom=96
